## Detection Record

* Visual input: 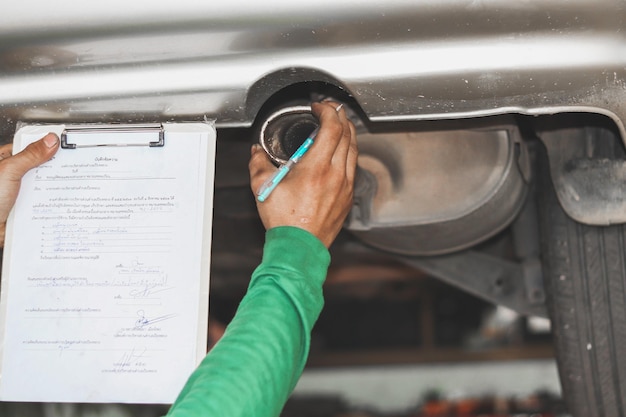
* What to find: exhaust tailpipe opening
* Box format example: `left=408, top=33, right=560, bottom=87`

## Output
left=259, top=105, right=318, bottom=165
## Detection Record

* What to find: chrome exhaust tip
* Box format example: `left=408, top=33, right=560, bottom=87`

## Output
left=259, top=105, right=319, bottom=165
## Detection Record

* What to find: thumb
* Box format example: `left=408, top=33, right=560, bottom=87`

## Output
left=248, top=144, right=276, bottom=192
left=5, top=133, right=59, bottom=180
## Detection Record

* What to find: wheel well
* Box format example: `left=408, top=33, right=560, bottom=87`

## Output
left=532, top=112, right=626, bottom=225
left=245, top=68, right=355, bottom=125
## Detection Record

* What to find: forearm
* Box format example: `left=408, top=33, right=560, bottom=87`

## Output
left=166, top=227, right=330, bottom=417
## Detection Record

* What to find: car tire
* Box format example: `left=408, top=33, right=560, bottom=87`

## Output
left=537, top=144, right=626, bottom=416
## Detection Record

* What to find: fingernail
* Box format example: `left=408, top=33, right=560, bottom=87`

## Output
left=251, top=143, right=262, bottom=154
left=43, top=134, right=58, bottom=148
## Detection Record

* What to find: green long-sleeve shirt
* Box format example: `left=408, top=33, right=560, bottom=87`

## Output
left=166, top=226, right=330, bottom=417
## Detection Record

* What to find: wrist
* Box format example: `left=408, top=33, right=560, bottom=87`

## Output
left=264, top=226, right=330, bottom=274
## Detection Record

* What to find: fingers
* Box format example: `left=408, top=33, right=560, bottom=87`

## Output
left=344, top=120, right=358, bottom=184
left=312, top=101, right=358, bottom=183
left=248, top=143, right=276, bottom=194
left=331, top=105, right=357, bottom=171
left=308, top=102, right=345, bottom=164
left=1, top=133, right=59, bottom=180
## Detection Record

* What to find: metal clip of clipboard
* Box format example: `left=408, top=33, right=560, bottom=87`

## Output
left=61, top=123, right=165, bottom=149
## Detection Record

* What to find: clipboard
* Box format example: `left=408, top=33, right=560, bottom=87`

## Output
left=0, top=122, right=216, bottom=403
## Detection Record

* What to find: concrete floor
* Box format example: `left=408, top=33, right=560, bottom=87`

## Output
left=0, top=359, right=560, bottom=416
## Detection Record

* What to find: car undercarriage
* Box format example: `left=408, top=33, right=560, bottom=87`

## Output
left=2, top=1, right=626, bottom=415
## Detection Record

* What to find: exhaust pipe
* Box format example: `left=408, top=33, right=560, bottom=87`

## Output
left=258, top=103, right=377, bottom=226
left=259, top=105, right=318, bottom=165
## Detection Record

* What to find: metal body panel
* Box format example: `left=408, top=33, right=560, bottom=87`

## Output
left=1, top=1, right=625, bottom=136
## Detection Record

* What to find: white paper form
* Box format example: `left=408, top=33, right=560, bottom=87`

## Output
left=0, top=123, right=215, bottom=403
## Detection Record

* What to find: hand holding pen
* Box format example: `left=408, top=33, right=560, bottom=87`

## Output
left=256, top=104, right=342, bottom=202
left=248, top=101, right=358, bottom=248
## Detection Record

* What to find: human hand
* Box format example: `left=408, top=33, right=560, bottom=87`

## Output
left=0, top=133, right=60, bottom=246
left=249, top=101, right=358, bottom=248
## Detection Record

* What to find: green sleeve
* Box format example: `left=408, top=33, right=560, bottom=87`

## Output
left=166, top=226, right=330, bottom=417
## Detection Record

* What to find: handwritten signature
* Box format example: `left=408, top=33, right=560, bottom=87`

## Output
left=128, top=283, right=173, bottom=299
left=113, top=346, right=147, bottom=370
left=134, top=310, right=176, bottom=329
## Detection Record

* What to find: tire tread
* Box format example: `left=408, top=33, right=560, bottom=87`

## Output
left=538, top=150, right=626, bottom=417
